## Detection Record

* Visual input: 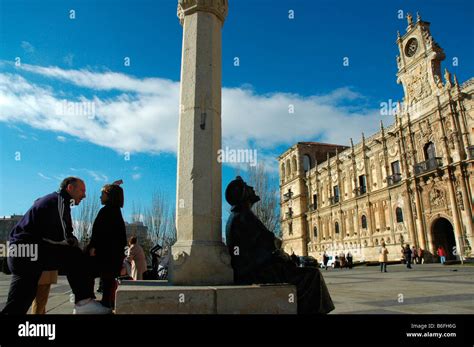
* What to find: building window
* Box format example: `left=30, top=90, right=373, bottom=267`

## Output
left=313, top=194, right=318, bottom=209
left=288, top=222, right=293, bottom=235
left=396, top=207, right=404, bottom=223
left=391, top=161, right=401, bottom=175
left=333, top=186, right=340, bottom=203
left=313, top=226, right=318, bottom=238
left=361, top=215, right=367, bottom=229
left=303, top=154, right=311, bottom=172
left=424, top=142, right=436, bottom=160
left=292, top=156, right=298, bottom=175
left=358, top=175, right=367, bottom=194
left=335, top=222, right=339, bottom=234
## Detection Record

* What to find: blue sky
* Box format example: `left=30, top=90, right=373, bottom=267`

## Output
left=0, top=0, right=473, bottom=226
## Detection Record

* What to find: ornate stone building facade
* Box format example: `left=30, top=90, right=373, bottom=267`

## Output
left=278, top=14, right=473, bottom=262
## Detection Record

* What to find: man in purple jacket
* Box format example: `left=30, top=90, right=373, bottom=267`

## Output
left=2, top=177, right=110, bottom=314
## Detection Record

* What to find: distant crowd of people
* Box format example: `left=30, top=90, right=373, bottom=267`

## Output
left=319, top=242, right=449, bottom=274
left=321, top=251, right=353, bottom=270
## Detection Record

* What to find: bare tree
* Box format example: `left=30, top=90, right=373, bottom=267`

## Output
left=72, top=192, right=100, bottom=246
left=144, top=191, right=167, bottom=245
left=131, top=201, right=144, bottom=223
left=163, top=208, right=177, bottom=247
left=235, top=163, right=281, bottom=237
left=142, top=191, right=177, bottom=249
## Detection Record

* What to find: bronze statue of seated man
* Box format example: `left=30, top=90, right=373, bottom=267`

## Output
left=225, top=176, right=335, bottom=314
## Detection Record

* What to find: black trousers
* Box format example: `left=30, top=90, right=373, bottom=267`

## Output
left=87, top=256, right=123, bottom=309
left=2, top=242, right=94, bottom=314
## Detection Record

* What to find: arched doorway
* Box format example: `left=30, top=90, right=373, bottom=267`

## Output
left=431, top=218, right=456, bottom=260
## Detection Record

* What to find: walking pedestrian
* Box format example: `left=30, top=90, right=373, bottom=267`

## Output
left=346, top=251, right=353, bottom=269
left=437, top=245, right=447, bottom=264
left=323, top=252, right=329, bottom=270
left=411, top=246, right=418, bottom=265
left=379, top=242, right=389, bottom=272
left=417, top=247, right=424, bottom=264
left=404, top=244, right=412, bottom=269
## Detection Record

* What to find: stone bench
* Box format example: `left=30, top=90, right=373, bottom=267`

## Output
left=115, top=281, right=297, bottom=314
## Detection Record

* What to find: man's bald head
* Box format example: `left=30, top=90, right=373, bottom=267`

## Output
left=59, top=176, right=86, bottom=205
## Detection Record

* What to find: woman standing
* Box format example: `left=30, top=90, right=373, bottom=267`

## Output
left=88, top=180, right=127, bottom=308
left=379, top=242, right=389, bottom=273
left=126, top=236, right=147, bottom=280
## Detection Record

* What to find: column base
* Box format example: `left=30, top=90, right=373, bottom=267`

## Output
left=170, top=240, right=234, bottom=285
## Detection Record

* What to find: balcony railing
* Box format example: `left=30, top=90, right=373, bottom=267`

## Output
left=387, top=173, right=402, bottom=186
left=329, top=196, right=339, bottom=205
left=467, top=146, right=474, bottom=160
left=414, top=157, right=443, bottom=175
left=355, top=186, right=367, bottom=196
left=283, top=191, right=293, bottom=202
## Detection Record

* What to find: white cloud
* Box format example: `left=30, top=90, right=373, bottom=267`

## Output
left=0, top=64, right=387, bottom=169
left=132, top=173, right=142, bottom=180
left=38, top=172, right=52, bottom=180
left=20, top=64, right=176, bottom=95
left=87, top=170, right=108, bottom=182
left=0, top=73, right=179, bottom=153
left=56, top=135, right=67, bottom=142
left=68, top=168, right=108, bottom=182
left=21, top=41, right=35, bottom=53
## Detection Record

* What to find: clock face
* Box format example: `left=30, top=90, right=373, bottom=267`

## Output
left=405, top=38, right=418, bottom=57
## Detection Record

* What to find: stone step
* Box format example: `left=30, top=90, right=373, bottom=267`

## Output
left=115, top=282, right=297, bottom=314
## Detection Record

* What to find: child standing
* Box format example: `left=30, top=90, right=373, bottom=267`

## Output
left=87, top=180, right=127, bottom=309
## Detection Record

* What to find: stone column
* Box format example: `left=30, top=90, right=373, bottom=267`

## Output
left=445, top=173, right=464, bottom=260
left=458, top=168, right=474, bottom=240
left=396, top=116, right=416, bottom=245
left=437, top=95, right=464, bottom=260
left=414, top=184, right=426, bottom=248
left=455, top=97, right=471, bottom=153
left=171, top=0, right=233, bottom=285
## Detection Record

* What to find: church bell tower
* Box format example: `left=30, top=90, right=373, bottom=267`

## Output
left=396, top=13, right=446, bottom=113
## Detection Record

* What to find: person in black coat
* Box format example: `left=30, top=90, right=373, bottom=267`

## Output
left=87, top=180, right=127, bottom=308
left=403, top=244, right=413, bottom=269
left=225, top=176, right=335, bottom=314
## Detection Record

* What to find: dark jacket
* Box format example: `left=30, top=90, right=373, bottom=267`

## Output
left=9, top=191, right=75, bottom=245
left=403, top=247, right=412, bottom=259
left=88, top=205, right=127, bottom=271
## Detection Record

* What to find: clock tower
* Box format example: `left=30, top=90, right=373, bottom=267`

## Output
left=396, top=13, right=446, bottom=114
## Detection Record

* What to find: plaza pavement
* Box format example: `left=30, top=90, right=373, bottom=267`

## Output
left=0, top=263, right=472, bottom=314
